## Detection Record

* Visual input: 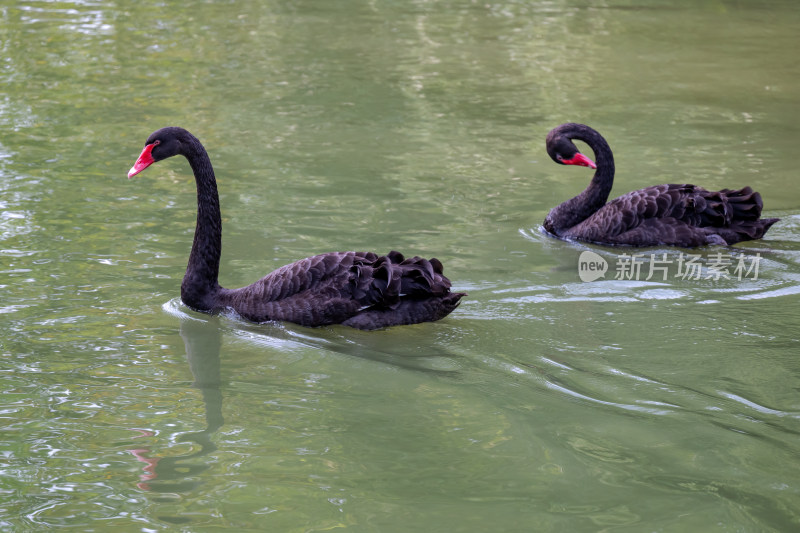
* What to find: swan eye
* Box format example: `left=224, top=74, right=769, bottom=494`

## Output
left=152, top=140, right=161, bottom=146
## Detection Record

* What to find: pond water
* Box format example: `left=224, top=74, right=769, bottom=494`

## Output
left=2, top=1, right=800, bottom=531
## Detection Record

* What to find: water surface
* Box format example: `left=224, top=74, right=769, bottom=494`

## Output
left=2, top=1, right=799, bottom=531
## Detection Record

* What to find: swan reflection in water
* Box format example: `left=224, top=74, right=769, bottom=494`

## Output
left=124, top=309, right=464, bottom=493
left=127, top=317, right=224, bottom=493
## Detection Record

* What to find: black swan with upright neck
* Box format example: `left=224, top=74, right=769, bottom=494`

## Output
left=542, top=123, right=779, bottom=247
left=128, top=127, right=464, bottom=330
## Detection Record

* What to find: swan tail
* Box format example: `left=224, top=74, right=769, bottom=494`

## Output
left=342, top=292, right=466, bottom=330
left=345, top=251, right=465, bottom=329
left=687, top=186, right=774, bottom=232
left=350, top=251, right=459, bottom=306
left=719, top=186, right=764, bottom=222
left=349, top=254, right=401, bottom=307
left=712, top=217, right=780, bottom=245
left=394, top=252, right=452, bottom=297
left=710, top=187, right=779, bottom=242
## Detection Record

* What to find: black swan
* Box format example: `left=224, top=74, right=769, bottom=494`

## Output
left=542, top=123, right=779, bottom=247
left=127, top=127, right=464, bottom=330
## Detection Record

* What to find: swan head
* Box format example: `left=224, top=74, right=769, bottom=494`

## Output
left=128, top=127, right=191, bottom=178
left=545, top=126, right=597, bottom=169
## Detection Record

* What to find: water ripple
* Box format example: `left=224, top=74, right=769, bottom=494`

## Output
left=718, top=391, right=800, bottom=419
left=544, top=379, right=675, bottom=415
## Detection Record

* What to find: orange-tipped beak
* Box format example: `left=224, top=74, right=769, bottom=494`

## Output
left=562, top=153, right=596, bottom=169
left=128, top=143, right=156, bottom=178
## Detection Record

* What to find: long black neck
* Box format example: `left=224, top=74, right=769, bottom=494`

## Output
left=180, top=134, right=223, bottom=310
left=544, top=124, right=615, bottom=234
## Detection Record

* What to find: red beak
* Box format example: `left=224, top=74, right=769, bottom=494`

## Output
left=128, top=143, right=156, bottom=178
left=561, top=153, right=596, bottom=169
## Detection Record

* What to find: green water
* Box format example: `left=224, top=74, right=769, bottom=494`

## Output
left=2, top=0, right=800, bottom=531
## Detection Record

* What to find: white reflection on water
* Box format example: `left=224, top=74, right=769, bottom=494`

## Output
left=545, top=380, right=675, bottom=416
left=17, top=2, right=113, bottom=35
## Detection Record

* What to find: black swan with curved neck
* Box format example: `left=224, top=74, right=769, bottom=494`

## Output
left=542, top=123, right=779, bottom=247
left=128, top=127, right=464, bottom=329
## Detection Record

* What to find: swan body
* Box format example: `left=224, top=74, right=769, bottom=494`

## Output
left=128, top=127, right=464, bottom=330
left=542, top=123, right=779, bottom=247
